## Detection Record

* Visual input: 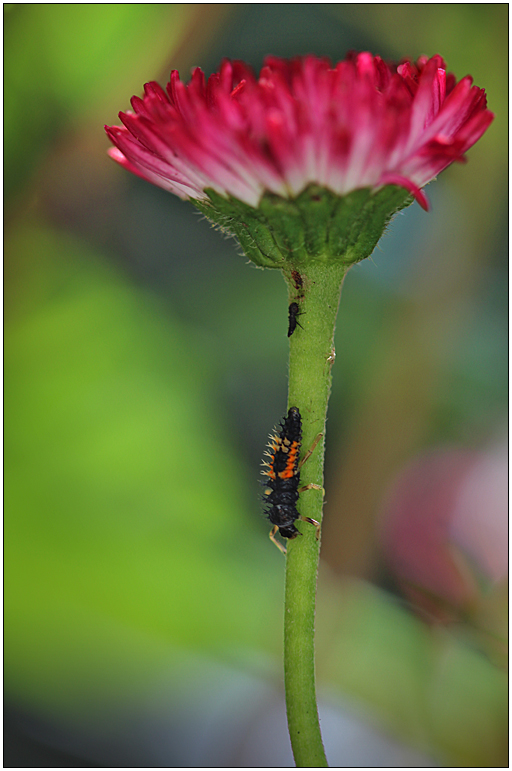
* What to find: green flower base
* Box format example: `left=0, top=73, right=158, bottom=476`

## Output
left=193, top=184, right=413, bottom=269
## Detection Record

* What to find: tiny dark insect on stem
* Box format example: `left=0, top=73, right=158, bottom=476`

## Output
left=291, top=269, right=304, bottom=294
left=288, top=302, right=304, bottom=337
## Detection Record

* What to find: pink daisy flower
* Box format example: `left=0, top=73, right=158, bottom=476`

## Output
left=105, top=52, right=493, bottom=212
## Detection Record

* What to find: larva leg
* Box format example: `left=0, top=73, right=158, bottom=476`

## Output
left=299, top=433, right=323, bottom=468
left=299, top=516, right=321, bottom=540
left=269, top=525, right=287, bottom=555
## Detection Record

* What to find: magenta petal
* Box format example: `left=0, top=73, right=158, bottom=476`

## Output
left=106, top=53, right=493, bottom=208
left=379, top=172, right=430, bottom=211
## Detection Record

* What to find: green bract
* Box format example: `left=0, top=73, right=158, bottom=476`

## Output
left=193, top=184, right=413, bottom=269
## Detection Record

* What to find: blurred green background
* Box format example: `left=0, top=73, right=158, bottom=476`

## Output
left=5, top=4, right=507, bottom=767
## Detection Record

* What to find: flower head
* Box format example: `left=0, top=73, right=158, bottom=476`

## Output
left=105, top=52, right=493, bottom=212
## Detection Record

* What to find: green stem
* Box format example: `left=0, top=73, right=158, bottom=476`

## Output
left=283, top=260, right=348, bottom=767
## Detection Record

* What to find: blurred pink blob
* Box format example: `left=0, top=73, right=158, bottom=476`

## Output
left=380, top=444, right=507, bottom=621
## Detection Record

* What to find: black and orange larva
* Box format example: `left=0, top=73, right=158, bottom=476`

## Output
left=261, top=407, right=322, bottom=554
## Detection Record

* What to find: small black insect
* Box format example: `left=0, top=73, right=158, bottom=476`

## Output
left=287, top=302, right=304, bottom=337
left=261, top=407, right=322, bottom=554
